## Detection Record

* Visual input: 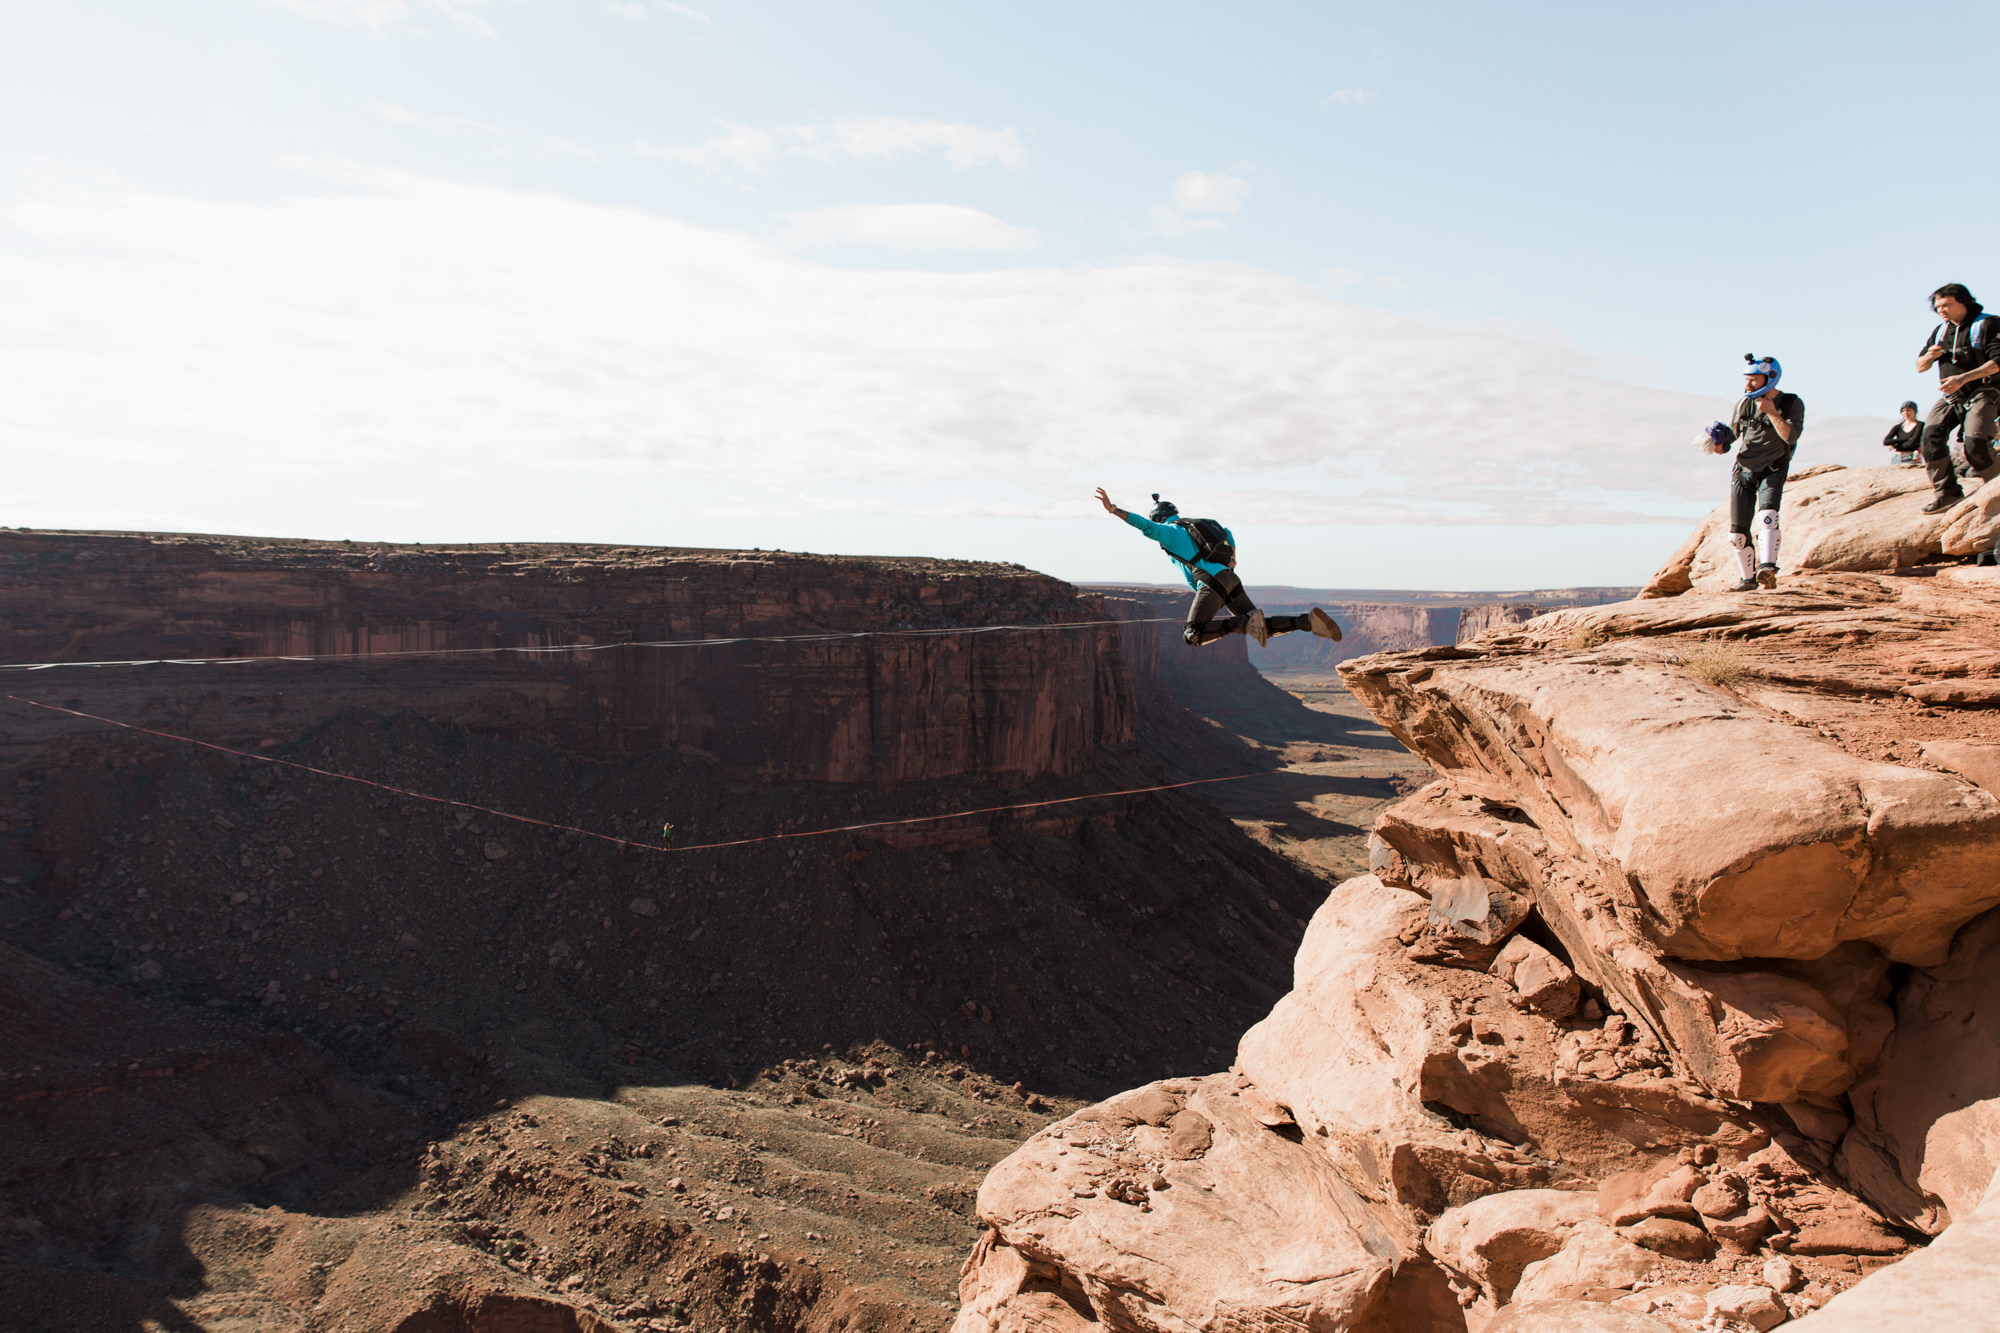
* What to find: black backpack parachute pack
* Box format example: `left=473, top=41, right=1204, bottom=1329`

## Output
left=1175, top=517, right=1236, bottom=569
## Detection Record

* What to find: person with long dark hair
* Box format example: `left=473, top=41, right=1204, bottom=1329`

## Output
left=1916, top=283, right=2000, bottom=512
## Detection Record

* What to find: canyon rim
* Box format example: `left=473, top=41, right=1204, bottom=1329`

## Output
left=10, top=468, right=2000, bottom=1331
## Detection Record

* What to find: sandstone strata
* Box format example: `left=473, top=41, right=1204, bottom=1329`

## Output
left=959, top=467, right=2000, bottom=1332
left=0, top=530, right=1129, bottom=783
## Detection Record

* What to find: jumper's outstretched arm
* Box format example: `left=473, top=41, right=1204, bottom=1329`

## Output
left=1094, top=487, right=1129, bottom=520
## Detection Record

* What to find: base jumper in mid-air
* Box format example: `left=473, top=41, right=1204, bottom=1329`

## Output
left=1095, top=488, right=1341, bottom=648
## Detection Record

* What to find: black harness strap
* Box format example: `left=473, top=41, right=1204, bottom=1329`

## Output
left=1166, top=550, right=1240, bottom=606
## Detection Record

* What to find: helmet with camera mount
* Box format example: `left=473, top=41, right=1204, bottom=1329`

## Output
left=1743, top=354, right=1782, bottom=400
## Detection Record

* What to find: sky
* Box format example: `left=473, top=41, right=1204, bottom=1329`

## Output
left=2, top=1, right=1994, bottom=589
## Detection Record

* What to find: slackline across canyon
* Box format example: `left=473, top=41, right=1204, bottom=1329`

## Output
left=6, top=694, right=1263, bottom=856
left=0, top=616, right=1184, bottom=673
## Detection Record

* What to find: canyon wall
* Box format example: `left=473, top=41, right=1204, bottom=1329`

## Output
left=1249, top=601, right=1457, bottom=668
left=0, top=530, right=1130, bottom=785
left=1452, top=602, right=1549, bottom=641
left=0, top=529, right=1333, bottom=1332
left=1097, top=586, right=1344, bottom=778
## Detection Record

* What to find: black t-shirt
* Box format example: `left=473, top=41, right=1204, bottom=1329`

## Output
left=1883, top=420, right=1923, bottom=451
left=1731, top=392, right=1805, bottom=471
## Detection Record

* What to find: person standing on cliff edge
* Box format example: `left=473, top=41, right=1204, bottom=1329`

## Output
left=1094, top=488, right=1342, bottom=648
left=1915, top=283, right=2000, bottom=512
left=1698, top=355, right=1803, bottom=591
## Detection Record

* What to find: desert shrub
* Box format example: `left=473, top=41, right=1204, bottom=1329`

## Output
left=1682, top=641, right=1749, bottom=688
left=1564, top=626, right=1610, bottom=651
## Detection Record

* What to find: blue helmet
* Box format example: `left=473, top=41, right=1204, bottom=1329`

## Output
left=1743, top=353, right=1782, bottom=400
left=1148, top=492, right=1179, bottom=523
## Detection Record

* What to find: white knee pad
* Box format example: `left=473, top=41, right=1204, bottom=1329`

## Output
left=1754, top=508, right=1781, bottom=566
left=1729, top=530, right=1755, bottom=579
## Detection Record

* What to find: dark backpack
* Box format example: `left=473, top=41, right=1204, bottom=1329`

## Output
left=1176, top=518, right=1235, bottom=568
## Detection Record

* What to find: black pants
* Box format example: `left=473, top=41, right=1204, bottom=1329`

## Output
left=1920, top=392, right=1998, bottom=499
left=1183, top=571, right=1305, bottom=646
left=1729, top=459, right=1790, bottom=533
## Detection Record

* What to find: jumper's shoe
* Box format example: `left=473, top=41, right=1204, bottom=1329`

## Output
left=1729, top=576, right=1759, bottom=592
left=1245, top=609, right=1270, bottom=648
left=1923, top=493, right=1965, bottom=514
left=1756, top=563, right=1778, bottom=590
left=1308, top=607, right=1342, bottom=641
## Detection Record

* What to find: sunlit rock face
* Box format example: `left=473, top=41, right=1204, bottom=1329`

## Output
left=958, top=468, right=2000, bottom=1331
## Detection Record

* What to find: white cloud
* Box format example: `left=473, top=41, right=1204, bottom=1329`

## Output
left=1147, top=170, right=1249, bottom=238
left=799, top=118, right=1025, bottom=170
left=374, top=102, right=491, bottom=132
left=607, top=1, right=647, bottom=15
left=634, top=125, right=776, bottom=171
left=1326, top=266, right=1404, bottom=292
left=637, top=117, right=1024, bottom=172
left=542, top=136, right=599, bottom=162
left=775, top=204, right=1036, bottom=251
left=263, top=0, right=495, bottom=38
left=662, top=2, right=714, bottom=22
left=1322, top=89, right=1375, bottom=109
left=1148, top=205, right=1224, bottom=238
left=1170, top=171, right=1250, bottom=215
left=0, top=161, right=1803, bottom=527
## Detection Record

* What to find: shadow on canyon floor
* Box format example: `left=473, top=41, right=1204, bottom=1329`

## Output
left=0, top=682, right=1400, bottom=1333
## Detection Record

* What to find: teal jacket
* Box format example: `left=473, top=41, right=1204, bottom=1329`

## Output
left=1122, top=511, right=1234, bottom=592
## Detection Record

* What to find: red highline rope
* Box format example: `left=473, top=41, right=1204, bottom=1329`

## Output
left=6, top=695, right=1256, bottom=855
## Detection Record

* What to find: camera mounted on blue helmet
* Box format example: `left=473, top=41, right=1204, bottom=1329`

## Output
left=1742, top=353, right=1782, bottom=400
left=1148, top=493, right=1180, bottom=523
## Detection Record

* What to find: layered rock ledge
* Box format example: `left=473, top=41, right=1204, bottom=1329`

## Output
left=955, top=466, right=2000, bottom=1332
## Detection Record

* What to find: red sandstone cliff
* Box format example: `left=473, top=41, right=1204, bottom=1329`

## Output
left=1452, top=602, right=1550, bottom=641
left=955, top=468, right=2000, bottom=1332
left=0, top=530, right=1130, bottom=783
left=1252, top=601, right=1456, bottom=667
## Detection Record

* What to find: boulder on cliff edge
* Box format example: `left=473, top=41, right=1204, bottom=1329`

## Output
left=1235, top=875, right=1759, bottom=1213
left=1641, top=464, right=1950, bottom=597
left=954, top=1077, right=1404, bottom=1333
left=1341, top=651, right=2000, bottom=971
